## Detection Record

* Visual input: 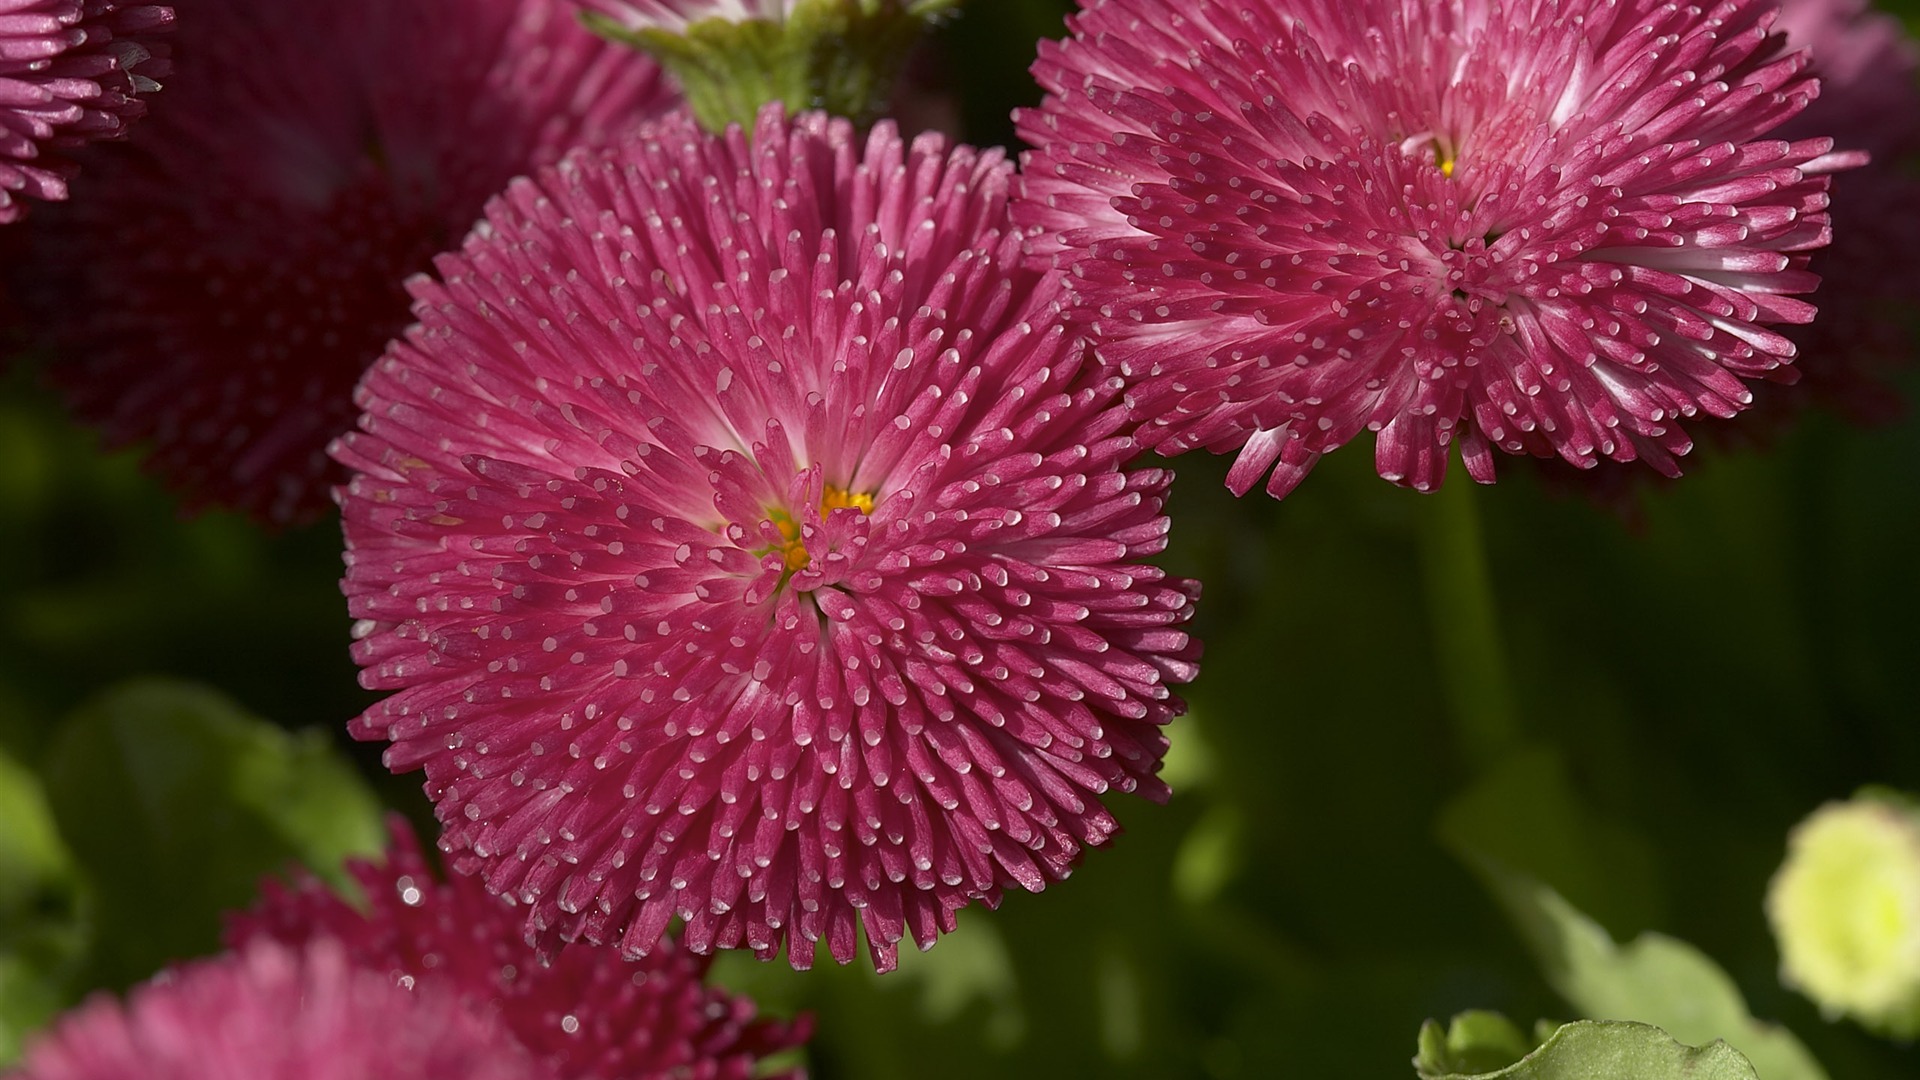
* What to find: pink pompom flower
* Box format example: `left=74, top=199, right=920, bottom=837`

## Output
left=0, top=1, right=171, bottom=223
left=1767, top=0, right=1920, bottom=423
left=230, top=818, right=811, bottom=1080
left=20, top=0, right=674, bottom=525
left=9, top=940, right=546, bottom=1080
left=335, top=106, right=1200, bottom=971
left=1016, top=0, right=1852, bottom=498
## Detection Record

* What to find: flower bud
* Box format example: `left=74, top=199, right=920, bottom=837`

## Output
left=1767, top=791, right=1920, bottom=1037
left=573, top=0, right=955, bottom=131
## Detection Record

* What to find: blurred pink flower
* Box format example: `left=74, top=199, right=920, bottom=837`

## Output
left=0, top=0, right=171, bottom=222
left=18, top=0, right=674, bottom=525
left=1766, top=0, right=1920, bottom=423
left=1515, top=0, right=1920, bottom=512
left=335, top=106, right=1199, bottom=970
left=230, top=818, right=810, bottom=1080
left=10, top=940, right=545, bottom=1080
left=1017, top=0, right=1849, bottom=498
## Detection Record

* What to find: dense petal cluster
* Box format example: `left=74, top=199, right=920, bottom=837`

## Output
left=1768, top=0, right=1920, bottom=422
left=0, top=0, right=171, bottom=223
left=7, top=940, right=544, bottom=1080
left=18, top=0, right=673, bottom=524
left=1017, top=0, right=1845, bottom=497
left=336, top=107, right=1199, bottom=970
left=230, top=818, right=810, bottom=1080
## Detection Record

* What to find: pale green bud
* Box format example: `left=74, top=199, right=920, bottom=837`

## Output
left=1766, top=791, right=1920, bottom=1038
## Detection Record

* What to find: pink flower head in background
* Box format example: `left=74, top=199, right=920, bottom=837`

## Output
left=0, top=1, right=171, bottom=223
left=16, top=0, right=673, bottom=525
left=8, top=939, right=546, bottom=1080
left=1017, top=0, right=1848, bottom=498
left=335, top=106, right=1199, bottom=971
left=1766, top=0, right=1920, bottom=423
left=230, top=818, right=810, bottom=1080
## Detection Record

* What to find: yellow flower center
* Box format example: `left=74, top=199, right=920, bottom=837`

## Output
left=766, top=484, right=875, bottom=572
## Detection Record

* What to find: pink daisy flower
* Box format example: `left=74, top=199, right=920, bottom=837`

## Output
left=1767, top=0, right=1920, bottom=423
left=0, top=1, right=171, bottom=223
left=9, top=939, right=545, bottom=1080
left=335, top=106, right=1200, bottom=971
left=1016, top=0, right=1849, bottom=497
left=20, top=0, right=673, bottom=525
left=230, top=818, right=810, bottom=1080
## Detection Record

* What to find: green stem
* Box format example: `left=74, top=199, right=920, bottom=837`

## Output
left=583, top=0, right=956, bottom=134
left=1417, top=476, right=1520, bottom=766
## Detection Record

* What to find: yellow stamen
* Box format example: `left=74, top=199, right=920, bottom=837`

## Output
left=762, top=485, right=876, bottom=574
left=822, top=486, right=876, bottom=515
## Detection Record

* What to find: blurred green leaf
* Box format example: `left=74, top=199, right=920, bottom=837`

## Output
left=0, top=747, right=87, bottom=1065
left=1462, top=866, right=1827, bottom=1080
left=1441, top=747, right=1826, bottom=1079
left=0, top=750, right=75, bottom=924
left=1414, top=1010, right=1536, bottom=1077
left=1438, top=746, right=1662, bottom=936
left=41, top=678, right=383, bottom=988
left=1414, top=1019, right=1758, bottom=1080
left=1172, top=804, right=1242, bottom=906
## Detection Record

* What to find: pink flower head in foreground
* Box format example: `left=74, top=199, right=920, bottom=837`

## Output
left=1017, top=0, right=1850, bottom=498
left=336, top=106, right=1200, bottom=970
left=20, top=0, right=672, bottom=525
left=8, top=939, right=544, bottom=1080
left=230, top=818, right=810, bottom=1080
left=1768, top=0, right=1920, bottom=423
left=0, top=1, right=171, bottom=223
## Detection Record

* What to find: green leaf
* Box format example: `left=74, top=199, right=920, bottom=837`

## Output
left=0, top=749, right=76, bottom=927
left=1467, top=867, right=1828, bottom=1080
left=41, top=678, right=384, bottom=987
left=1440, top=749, right=1826, bottom=1080
left=0, top=747, right=87, bottom=1065
left=1437, top=746, right=1663, bottom=936
left=1414, top=1019, right=1759, bottom=1080
left=1415, top=1010, right=1537, bottom=1076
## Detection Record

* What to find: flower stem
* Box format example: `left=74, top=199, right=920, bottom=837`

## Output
left=1417, top=477, right=1520, bottom=766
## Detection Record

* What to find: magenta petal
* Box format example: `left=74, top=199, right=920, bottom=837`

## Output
left=1014, top=0, right=1850, bottom=498
left=9, top=940, right=547, bottom=1080
left=335, top=106, right=1201, bottom=970
left=230, top=818, right=810, bottom=1080
left=18, top=0, right=675, bottom=525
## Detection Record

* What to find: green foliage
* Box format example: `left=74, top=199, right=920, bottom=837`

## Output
left=583, top=0, right=956, bottom=132
left=40, top=679, right=385, bottom=989
left=1414, top=1019, right=1759, bottom=1080
left=1438, top=747, right=1663, bottom=936
left=1441, top=757, right=1828, bottom=1080
left=1414, top=1011, right=1538, bottom=1076
left=0, top=749, right=85, bottom=1065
